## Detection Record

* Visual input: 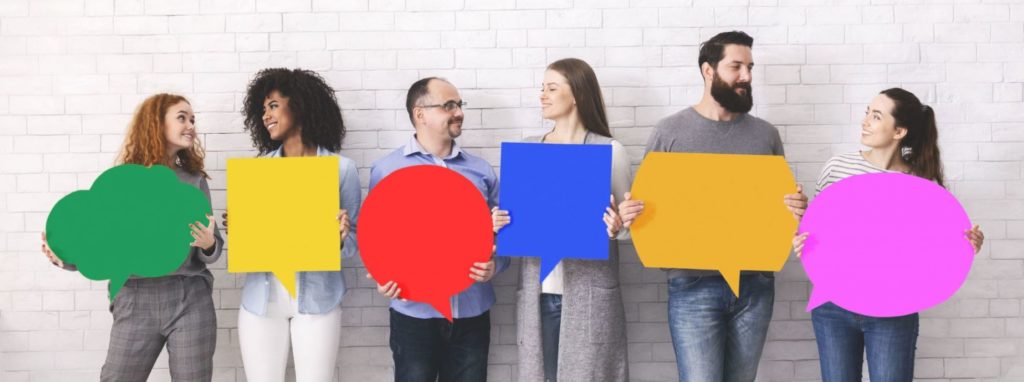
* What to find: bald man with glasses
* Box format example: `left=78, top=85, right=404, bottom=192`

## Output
left=368, top=77, right=508, bottom=382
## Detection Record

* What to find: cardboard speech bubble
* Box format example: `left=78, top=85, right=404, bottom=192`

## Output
left=46, top=164, right=211, bottom=300
left=629, top=152, right=798, bottom=296
left=496, top=142, right=612, bottom=282
left=226, top=156, right=341, bottom=298
left=358, top=165, right=494, bottom=321
left=799, top=172, right=974, bottom=317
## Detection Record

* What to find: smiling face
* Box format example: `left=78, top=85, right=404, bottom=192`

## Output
left=540, top=69, right=576, bottom=121
left=262, top=90, right=298, bottom=142
left=416, top=79, right=465, bottom=140
left=162, top=100, right=196, bottom=154
left=861, top=93, right=907, bottom=149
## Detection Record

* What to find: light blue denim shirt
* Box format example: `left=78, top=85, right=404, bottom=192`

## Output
left=240, top=146, right=361, bottom=315
left=369, top=135, right=509, bottom=320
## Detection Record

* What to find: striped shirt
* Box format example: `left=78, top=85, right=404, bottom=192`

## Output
left=816, top=151, right=903, bottom=193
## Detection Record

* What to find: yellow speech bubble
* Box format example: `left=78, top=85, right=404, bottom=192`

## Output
left=227, top=156, right=341, bottom=298
left=630, top=152, right=797, bottom=296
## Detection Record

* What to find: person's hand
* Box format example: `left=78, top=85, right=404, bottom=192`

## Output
left=784, top=185, right=809, bottom=221
left=470, top=257, right=496, bottom=282
left=221, top=211, right=228, bottom=235
left=491, top=207, right=510, bottom=233
left=366, top=272, right=406, bottom=301
left=338, top=209, right=350, bottom=242
left=618, top=192, right=644, bottom=228
left=604, top=194, right=623, bottom=238
left=965, top=225, right=984, bottom=254
left=41, top=232, right=63, bottom=268
left=189, top=214, right=216, bottom=251
left=793, top=232, right=809, bottom=258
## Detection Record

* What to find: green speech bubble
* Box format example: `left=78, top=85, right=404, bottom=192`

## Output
left=45, top=164, right=212, bottom=300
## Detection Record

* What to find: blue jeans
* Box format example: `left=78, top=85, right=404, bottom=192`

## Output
left=812, top=302, right=918, bottom=382
left=388, top=308, right=490, bottom=382
left=668, top=273, right=775, bottom=382
left=540, top=293, right=563, bottom=382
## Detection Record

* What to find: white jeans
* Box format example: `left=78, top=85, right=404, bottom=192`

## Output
left=238, top=275, right=342, bottom=382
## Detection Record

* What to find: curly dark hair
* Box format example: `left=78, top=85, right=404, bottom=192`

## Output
left=242, top=68, right=345, bottom=154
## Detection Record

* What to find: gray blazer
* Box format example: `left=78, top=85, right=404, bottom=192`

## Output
left=516, top=132, right=629, bottom=382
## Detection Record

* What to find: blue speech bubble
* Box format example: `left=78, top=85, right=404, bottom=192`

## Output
left=496, top=142, right=612, bottom=281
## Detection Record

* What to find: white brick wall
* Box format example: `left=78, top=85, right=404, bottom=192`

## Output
left=1, top=1, right=1023, bottom=381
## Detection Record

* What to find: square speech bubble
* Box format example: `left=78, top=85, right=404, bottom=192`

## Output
left=496, top=142, right=612, bottom=282
left=227, top=156, right=341, bottom=298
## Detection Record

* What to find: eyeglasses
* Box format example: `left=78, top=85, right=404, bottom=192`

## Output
left=417, top=100, right=467, bottom=113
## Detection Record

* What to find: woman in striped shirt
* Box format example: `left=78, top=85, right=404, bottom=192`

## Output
left=793, top=88, right=985, bottom=382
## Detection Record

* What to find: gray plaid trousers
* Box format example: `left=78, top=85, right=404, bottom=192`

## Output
left=100, top=276, right=217, bottom=382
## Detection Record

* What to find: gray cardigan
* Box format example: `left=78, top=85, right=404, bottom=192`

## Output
left=515, top=132, right=630, bottom=382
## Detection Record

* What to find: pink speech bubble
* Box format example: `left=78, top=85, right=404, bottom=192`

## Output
left=799, top=173, right=974, bottom=317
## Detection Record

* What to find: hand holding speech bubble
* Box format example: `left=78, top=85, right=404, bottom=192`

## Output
left=358, top=165, right=494, bottom=321
left=799, top=172, right=974, bottom=317
left=226, top=156, right=341, bottom=298
left=45, top=164, right=212, bottom=300
left=496, top=142, right=612, bottom=282
left=629, top=152, right=798, bottom=296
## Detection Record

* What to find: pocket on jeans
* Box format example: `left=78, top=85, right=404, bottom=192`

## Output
left=588, top=286, right=625, bottom=344
left=755, top=272, right=776, bottom=294
left=668, top=276, right=703, bottom=293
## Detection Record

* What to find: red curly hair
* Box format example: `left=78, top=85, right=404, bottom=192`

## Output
left=118, top=93, right=208, bottom=178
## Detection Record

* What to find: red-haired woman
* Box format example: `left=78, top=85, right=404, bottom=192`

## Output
left=41, top=93, right=223, bottom=382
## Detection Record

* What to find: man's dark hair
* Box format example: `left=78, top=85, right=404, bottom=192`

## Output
left=697, top=31, right=754, bottom=73
left=405, top=77, right=449, bottom=125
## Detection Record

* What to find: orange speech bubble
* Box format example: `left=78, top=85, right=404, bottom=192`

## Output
left=630, top=152, right=797, bottom=296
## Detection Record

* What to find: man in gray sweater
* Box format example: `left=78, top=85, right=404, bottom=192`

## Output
left=618, top=31, right=808, bottom=382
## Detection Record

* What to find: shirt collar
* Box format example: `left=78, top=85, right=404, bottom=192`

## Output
left=267, top=145, right=330, bottom=158
left=403, top=134, right=462, bottom=160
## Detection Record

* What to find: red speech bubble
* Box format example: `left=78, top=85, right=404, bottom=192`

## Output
left=358, top=165, right=494, bottom=321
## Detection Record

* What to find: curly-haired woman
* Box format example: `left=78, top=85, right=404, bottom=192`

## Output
left=40, top=93, right=223, bottom=382
left=225, top=68, right=360, bottom=382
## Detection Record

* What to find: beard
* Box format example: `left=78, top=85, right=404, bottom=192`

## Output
left=710, top=73, right=753, bottom=114
left=446, top=116, right=464, bottom=138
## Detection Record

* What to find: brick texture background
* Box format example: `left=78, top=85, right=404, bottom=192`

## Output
left=1, top=0, right=1022, bottom=381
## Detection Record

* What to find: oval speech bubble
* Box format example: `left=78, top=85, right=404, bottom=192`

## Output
left=799, top=172, right=974, bottom=317
left=46, top=164, right=212, bottom=300
left=358, top=165, right=494, bottom=321
left=630, top=152, right=798, bottom=296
